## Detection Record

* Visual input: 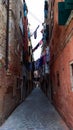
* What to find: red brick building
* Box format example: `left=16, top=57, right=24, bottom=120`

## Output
left=0, top=0, right=30, bottom=125
left=49, top=0, right=73, bottom=129
left=23, top=17, right=29, bottom=62
left=23, top=0, right=29, bottom=62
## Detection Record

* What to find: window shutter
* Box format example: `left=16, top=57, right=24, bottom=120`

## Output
left=58, top=2, right=71, bottom=25
left=65, top=0, right=73, bottom=10
left=65, top=0, right=73, bottom=3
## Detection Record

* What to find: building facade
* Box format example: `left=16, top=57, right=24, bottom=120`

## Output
left=0, top=0, right=30, bottom=125
left=49, top=0, right=73, bottom=128
left=40, top=0, right=50, bottom=99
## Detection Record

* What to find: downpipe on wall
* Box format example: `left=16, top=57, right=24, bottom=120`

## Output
left=5, top=0, right=9, bottom=70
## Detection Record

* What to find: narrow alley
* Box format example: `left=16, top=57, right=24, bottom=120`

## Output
left=0, top=0, right=73, bottom=129
left=0, top=87, right=69, bottom=130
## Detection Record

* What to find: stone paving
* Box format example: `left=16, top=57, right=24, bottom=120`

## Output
left=0, top=87, right=69, bottom=130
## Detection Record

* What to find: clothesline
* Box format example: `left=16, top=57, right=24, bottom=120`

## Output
left=28, top=10, right=43, bottom=24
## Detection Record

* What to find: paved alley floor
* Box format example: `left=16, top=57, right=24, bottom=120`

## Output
left=0, top=87, right=69, bottom=130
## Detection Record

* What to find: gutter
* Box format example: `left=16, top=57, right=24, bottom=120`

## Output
left=5, top=0, right=9, bottom=70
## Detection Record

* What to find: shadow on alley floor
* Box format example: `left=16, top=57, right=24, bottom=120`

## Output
left=0, top=87, right=69, bottom=130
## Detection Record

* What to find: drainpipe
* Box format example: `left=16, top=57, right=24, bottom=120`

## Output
left=5, top=0, right=9, bottom=70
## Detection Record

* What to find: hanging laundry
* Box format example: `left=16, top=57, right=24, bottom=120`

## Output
left=29, top=25, right=40, bottom=38
left=32, top=39, right=43, bottom=52
left=45, top=63, right=49, bottom=74
left=19, top=17, right=24, bottom=35
left=39, top=39, right=43, bottom=45
left=28, top=30, right=31, bottom=39
left=44, top=0, right=48, bottom=19
left=34, top=30, right=37, bottom=39
left=46, top=46, right=50, bottom=62
left=43, top=54, right=46, bottom=65
left=23, top=0, right=28, bottom=17
left=33, top=54, right=47, bottom=70
left=34, top=59, right=40, bottom=70
left=40, top=29, right=44, bottom=34
left=28, top=62, right=32, bottom=71
left=39, top=56, right=43, bottom=67
left=32, top=43, right=39, bottom=52
left=34, top=25, right=39, bottom=39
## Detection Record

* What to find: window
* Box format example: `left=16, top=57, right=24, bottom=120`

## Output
left=28, top=46, right=31, bottom=55
left=52, top=0, right=55, bottom=7
left=57, top=72, right=60, bottom=87
left=71, top=64, right=73, bottom=76
left=2, top=0, right=8, bottom=6
left=70, top=62, right=73, bottom=91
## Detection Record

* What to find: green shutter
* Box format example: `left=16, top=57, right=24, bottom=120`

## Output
left=58, top=2, right=71, bottom=25
left=65, top=0, right=73, bottom=10
left=65, top=2, right=73, bottom=9
left=65, top=0, right=73, bottom=3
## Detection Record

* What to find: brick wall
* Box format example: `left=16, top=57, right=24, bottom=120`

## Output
left=0, top=0, right=24, bottom=125
left=50, top=0, right=73, bottom=129
left=23, top=17, right=29, bottom=62
left=0, top=1, right=6, bottom=65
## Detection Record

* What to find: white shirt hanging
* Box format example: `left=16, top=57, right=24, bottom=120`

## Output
left=19, top=17, right=23, bottom=34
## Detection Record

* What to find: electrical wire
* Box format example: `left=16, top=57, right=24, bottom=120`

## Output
left=28, top=10, right=43, bottom=24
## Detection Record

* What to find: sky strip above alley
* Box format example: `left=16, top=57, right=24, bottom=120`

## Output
left=26, top=0, right=44, bottom=61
